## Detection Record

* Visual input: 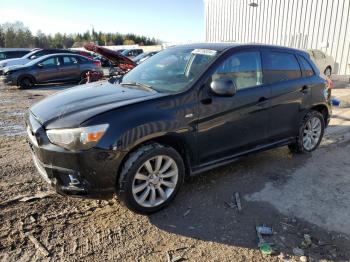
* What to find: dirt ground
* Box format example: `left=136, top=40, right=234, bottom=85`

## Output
left=0, top=81, right=350, bottom=262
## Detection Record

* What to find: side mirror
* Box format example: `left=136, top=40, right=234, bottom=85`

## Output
left=210, top=78, right=236, bottom=96
left=37, top=63, right=43, bottom=68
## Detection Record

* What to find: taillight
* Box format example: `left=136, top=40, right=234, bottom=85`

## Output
left=93, top=60, right=101, bottom=67
left=326, top=77, right=333, bottom=89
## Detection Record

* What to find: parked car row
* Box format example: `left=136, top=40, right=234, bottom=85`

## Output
left=0, top=48, right=103, bottom=89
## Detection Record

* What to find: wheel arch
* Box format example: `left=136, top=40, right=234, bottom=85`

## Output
left=310, top=104, right=330, bottom=127
left=17, top=74, right=36, bottom=86
left=324, top=65, right=332, bottom=75
left=116, top=134, right=193, bottom=188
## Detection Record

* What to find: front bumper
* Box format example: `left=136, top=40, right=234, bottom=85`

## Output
left=0, top=74, right=16, bottom=86
left=26, top=112, right=124, bottom=199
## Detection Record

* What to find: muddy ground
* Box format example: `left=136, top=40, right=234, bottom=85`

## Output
left=0, top=82, right=350, bottom=262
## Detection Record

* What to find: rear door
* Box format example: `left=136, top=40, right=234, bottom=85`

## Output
left=197, top=50, right=271, bottom=164
left=35, top=56, right=61, bottom=83
left=262, top=50, right=310, bottom=141
left=58, top=56, right=81, bottom=81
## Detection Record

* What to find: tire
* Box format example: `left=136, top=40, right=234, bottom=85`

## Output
left=324, top=67, right=332, bottom=77
left=18, top=77, right=34, bottom=89
left=288, top=110, right=325, bottom=153
left=80, top=71, right=90, bottom=81
left=118, top=143, right=185, bottom=214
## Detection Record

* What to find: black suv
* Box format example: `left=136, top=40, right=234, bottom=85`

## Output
left=26, top=44, right=331, bottom=214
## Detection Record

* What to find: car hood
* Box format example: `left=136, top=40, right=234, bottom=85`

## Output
left=30, top=80, right=165, bottom=129
left=4, top=64, right=28, bottom=73
left=0, top=58, right=30, bottom=68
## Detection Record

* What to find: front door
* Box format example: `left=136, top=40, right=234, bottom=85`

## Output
left=196, top=50, right=271, bottom=165
left=35, top=56, right=61, bottom=83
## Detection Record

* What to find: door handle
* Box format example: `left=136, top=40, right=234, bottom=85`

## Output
left=257, top=97, right=268, bottom=107
left=258, top=97, right=268, bottom=103
left=300, top=85, right=310, bottom=94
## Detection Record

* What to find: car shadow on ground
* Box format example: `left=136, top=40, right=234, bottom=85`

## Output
left=148, top=146, right=350, bottom=260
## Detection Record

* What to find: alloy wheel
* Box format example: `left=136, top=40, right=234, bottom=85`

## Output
left=20, top=78, right=34, bottom=89
left=132, top=155, right=178, bottom=208
left=303, top=117, right=322, bottom=151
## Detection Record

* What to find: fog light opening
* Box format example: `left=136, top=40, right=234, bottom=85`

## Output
left=68, top=174, right=81, bottom=186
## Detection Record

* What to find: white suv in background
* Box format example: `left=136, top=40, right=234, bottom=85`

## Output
left=306, top=49, right=334, bottom=77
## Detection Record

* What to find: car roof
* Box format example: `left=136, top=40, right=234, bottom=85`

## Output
left=35, top=53, right=89, bottom=61
left=172, top=42, right=308, bottom=55
left=0, top=48, right=32, bottom=52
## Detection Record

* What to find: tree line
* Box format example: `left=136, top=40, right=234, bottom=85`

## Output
left=0, top=21, right=160, bottom=49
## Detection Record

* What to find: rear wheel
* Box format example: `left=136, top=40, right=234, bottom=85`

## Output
left=79, top=71, right=90, bottom=84
left=118, top=143, right=185, bottom=214
left=289, top=110, right=325, bottom=153
left=19, top=77, right=34, bottom=89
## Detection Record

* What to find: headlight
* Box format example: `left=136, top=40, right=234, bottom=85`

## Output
left=46, top=124, right=109, bottom=150
left=0, top=63, right=7, bottom=68
left=4, top=71, right=13, bottom=76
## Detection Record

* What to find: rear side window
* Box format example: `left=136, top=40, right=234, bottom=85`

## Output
left=63, top=56, right=78, bottom=65
left=299, top=56, right=314, bottom=77
left=213, top=51, right=263, bottom=90
left=263, top=52, right=301, bottom=84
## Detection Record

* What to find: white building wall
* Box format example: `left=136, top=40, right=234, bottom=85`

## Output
left=204, top=0, right=350, bottom=75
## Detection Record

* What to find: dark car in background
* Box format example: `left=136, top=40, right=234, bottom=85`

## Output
left=121, top=48, right=143, bottom=58
left=132, top=51, right=159, bottom=64
left=0, top=48, right=32, bottom=61
left=1, top=53, right=101, bottom=88
left=0, top=48, right=76, bottom=74
left=26, top=43, right=331, bottom=214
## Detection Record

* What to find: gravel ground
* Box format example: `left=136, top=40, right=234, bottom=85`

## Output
left=0, top=82, right=350, bottom=261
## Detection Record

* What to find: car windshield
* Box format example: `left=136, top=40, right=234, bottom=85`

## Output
left=122, top=47, right=218, bottom=93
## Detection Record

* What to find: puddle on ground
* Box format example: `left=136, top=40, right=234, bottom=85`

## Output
left=0, top=121, right=26, bottom=137
left=2, top=111, right=25, bottom=117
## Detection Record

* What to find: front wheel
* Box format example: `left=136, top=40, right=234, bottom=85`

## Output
left=19, top=77, right=34, bottom=89
left=118, top=143, right=185, bottom=214
left=289, top=110, right=325, bottom=153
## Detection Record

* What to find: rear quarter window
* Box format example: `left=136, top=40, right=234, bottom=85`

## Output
left=299, top=56, right=315, bottom=77
left=263, top=51, right=302, bottom=84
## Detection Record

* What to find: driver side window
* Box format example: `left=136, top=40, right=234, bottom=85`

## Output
left=212, top=51, right=263, bottom=90
left=40, top=57, right=60, bottom=67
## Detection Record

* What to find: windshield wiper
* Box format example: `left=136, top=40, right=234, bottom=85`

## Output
left=120, top=82, right=155, bottom=92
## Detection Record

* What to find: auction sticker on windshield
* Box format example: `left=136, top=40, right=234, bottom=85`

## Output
left=191, top=49, right=217, bottom=56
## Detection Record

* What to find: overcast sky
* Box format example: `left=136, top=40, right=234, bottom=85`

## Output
left=0, top=0, right=205, bottom=42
